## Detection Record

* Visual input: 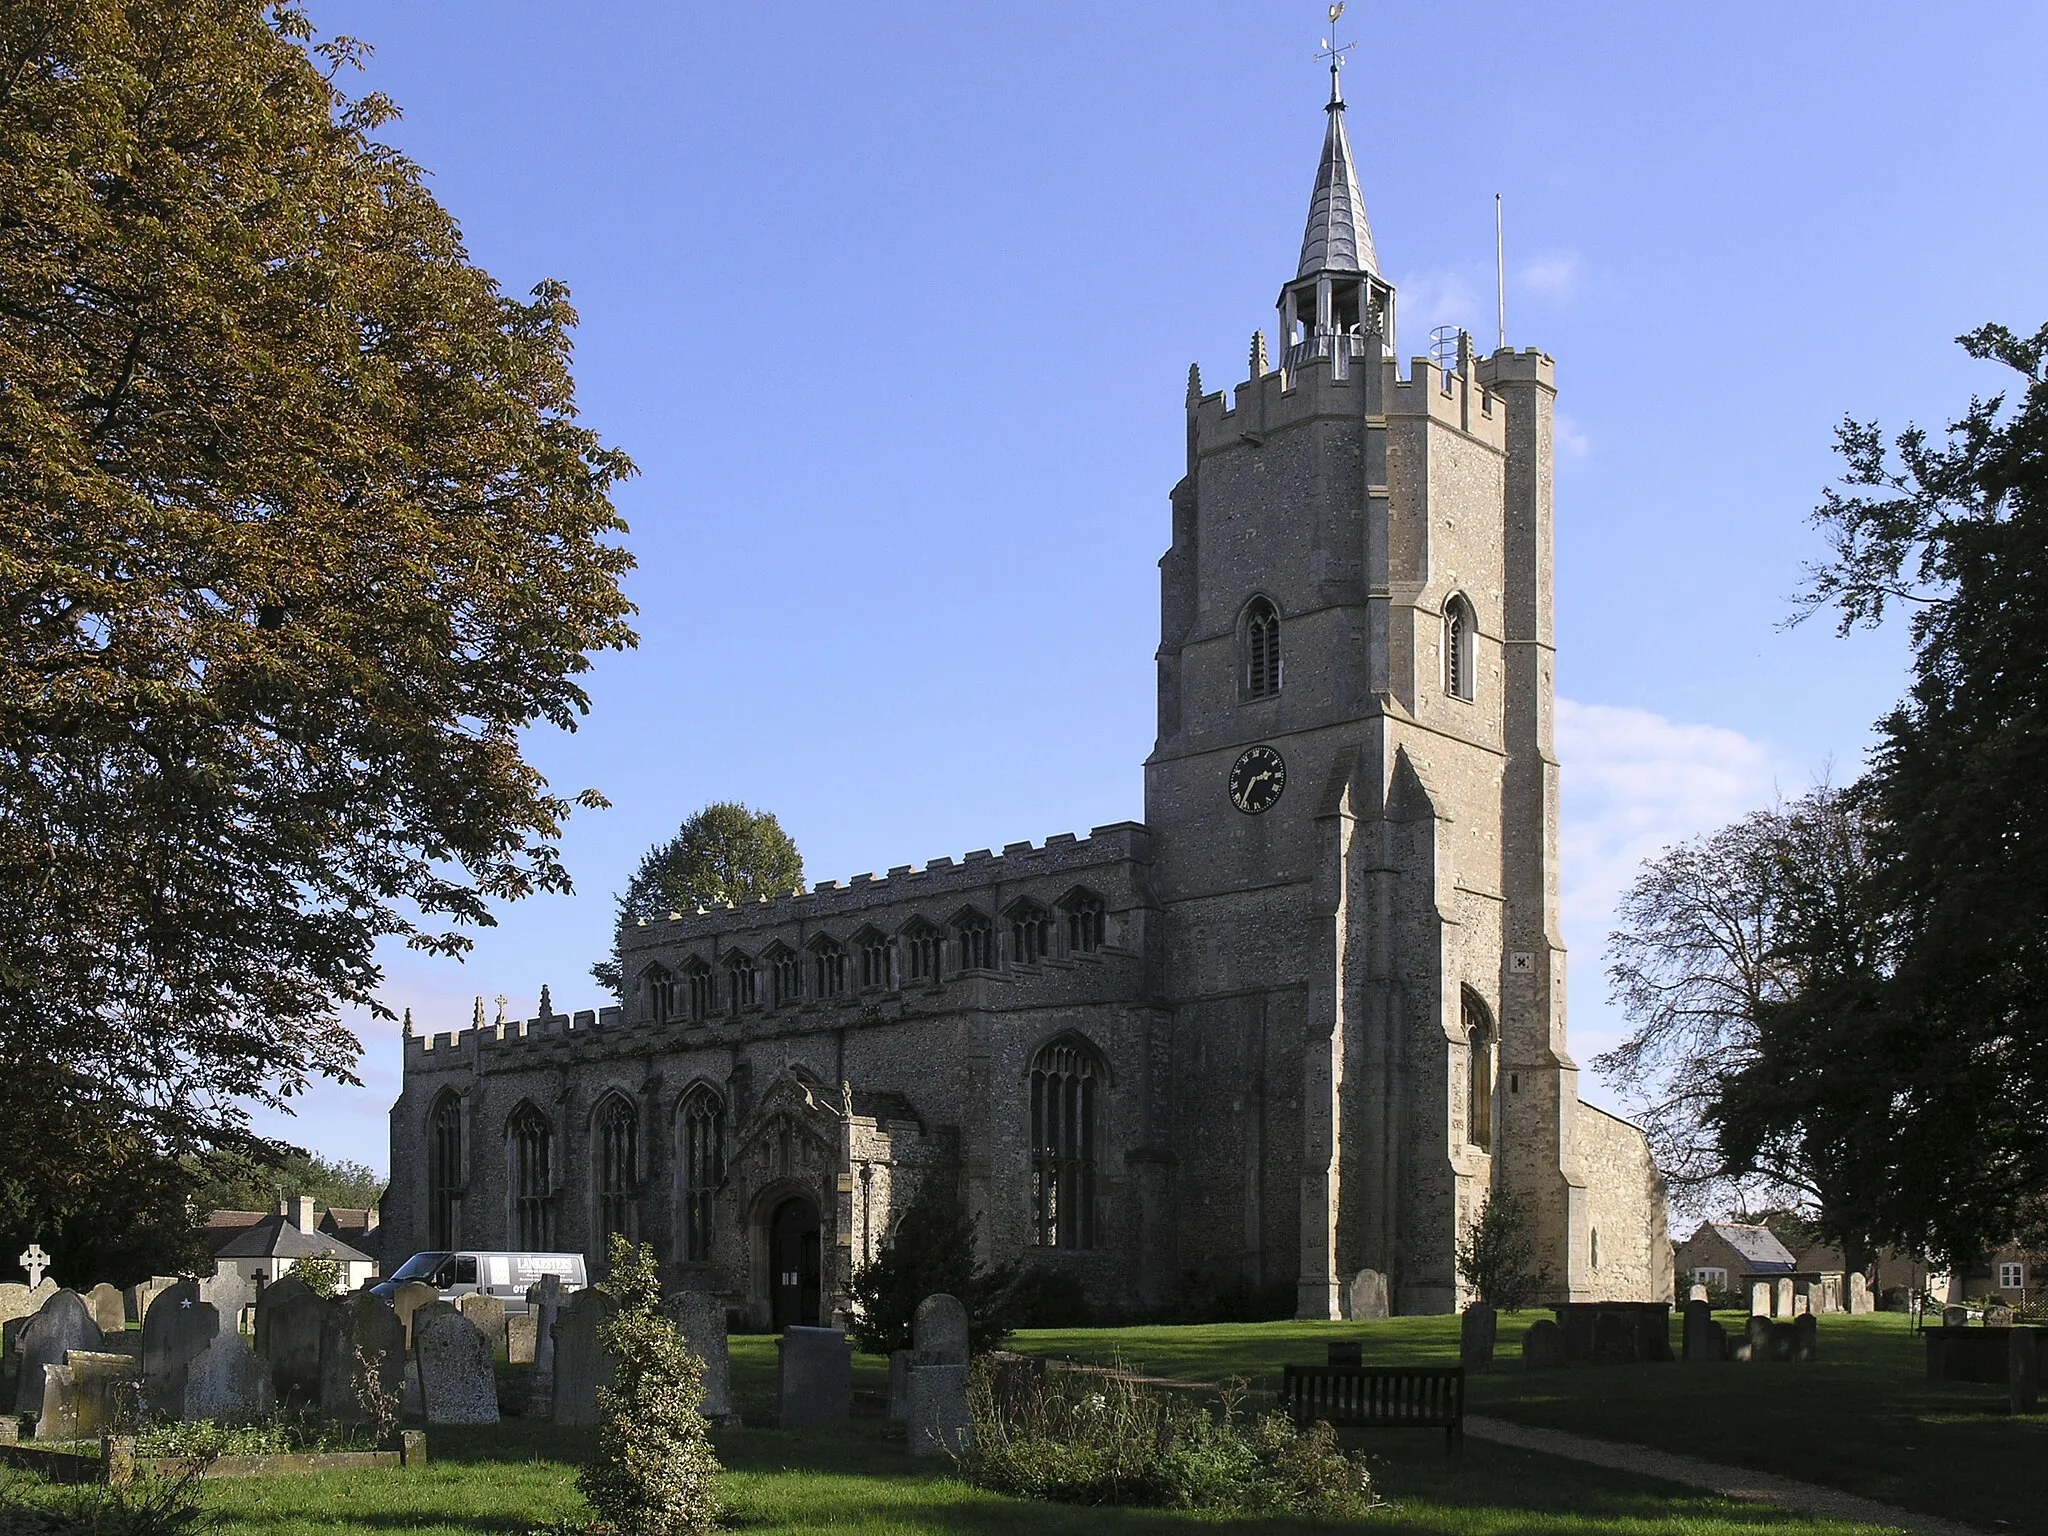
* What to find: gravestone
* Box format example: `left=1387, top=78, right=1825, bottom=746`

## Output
left=319, top=1293, right=405, bottom=1424
left=1791, top=1313, right=1817, bottom=1362
left=183, top=1330, right=272, bottom=1423
left=1682, top=1299, right=1716, bottom=1362
left=2010, top=1328, right=2041, bottom=1414
left=907, top=1362, right=971, bottom=1457
left=15, top=1291, right=102, bottom=1416
left=1819, top=1276, right=1842, bottom=1314
left=1703, top=1320, right=1729, bottom=1361
left=528, top=1274, right=563, bottom=1418
left=1767, top=1320, right=1798, bottom=1362
left=1775, top=1278, right=1795, bottom=1317
left=888, top=1350, right=914, bottom=1420
left=128, top=1278, right=177, bottom=1331
left=1750, top=1282, right=1771, bottom=1316
left=1327, top=1341, right=1363, bottom=1367
left=1943, top=1305, right=1970, bottom=1328
left=507, top=1311, right=538, bottom=1365
left=401, top=1359, right=424, bottom=1419
left=1592, top=1309, right=1636, bottom=1363
left=85, top=1285, right=126, bottom=1336
left=254, top=1276, right=324, bottom=1406
left=456, top=1293, right=508, bottom=1358
left=0, top=1283, right=39, bottom=1336
left=1520, top=1318, right=1567, bottom=1370
left=62, top=1350, right=137, bottom=1438
left=34, top=1363, right=80, bottom=1439
left=415, top=1309, right=500, bottom=1425
left=1741, top=1314, right=1772, bottom=1363
left=1986, top=1302, right=2015, bottom=1327
left=662, top=1290, right=733, bottom=1420
left=1848, top=1273, right=1873, bottom=1314
left=550, top=1287, right=619, bottom=1426
left=392, top=1281, right=440, bottom=1346
left=201, top=1270, right=254, bottom=1327
left=1460, top=1303, right=1497, bottom=1372
left=1688, top=1284, right=1708, bottom=1304
left=914, top=1294, right=969, bottom=1365
left=143, top=1282, right=219, bottom=1420
left=1348, top=1270, right=1390, bottom=1322
left=777, top=1325, right=852, bottom=1429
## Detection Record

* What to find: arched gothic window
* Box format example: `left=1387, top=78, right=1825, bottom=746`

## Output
left=858, top=931, right=893, bottom=990
left=1464, top=989, right=1495, bottom=1152
left=812, top=937, right=846, bottom=998
left=725, top=952, right=756, bottom=1015
left=1030, top=1035, right=1104, bottom=1248
left=955, top=912, right=994, bottom=971
left=768, top=945, right=802, bottom=1007
left=641, top=964, right=677, bottom=1023
left=508, top=1104, right=554, bottom=1249
left=1010, top=902, right=1052, bottom=966
left=428, top=1092, right=463, bottom=1250
left=684, top=960, right=717, bottom=1023
left=1063, top=892, right=1106, bottom=954
left=596, top=1095, right=639, bottom=1242
left=1444, top=593, right=1476, bottom=702
left=903, top=920, right=943, bottom=982
left=678, top=1088, right=725, bottom=1262
left=1243, top=597, right=1282, bottom=699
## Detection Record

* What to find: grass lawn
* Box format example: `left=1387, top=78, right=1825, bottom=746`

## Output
left=1003, top=1311, right=2045, bottom=1534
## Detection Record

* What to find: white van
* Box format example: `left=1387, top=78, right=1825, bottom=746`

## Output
left=372, top=1250, right=587, bottom=1312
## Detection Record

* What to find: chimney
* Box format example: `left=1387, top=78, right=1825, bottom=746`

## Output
left=293, top=1195, right=316, bottom=1232
left=365, top=1201, right=380, bottom=1232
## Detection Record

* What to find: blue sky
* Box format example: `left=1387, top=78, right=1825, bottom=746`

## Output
left=274, top=2, right=2048, bottom=1176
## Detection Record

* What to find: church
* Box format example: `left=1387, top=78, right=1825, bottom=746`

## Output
left=385, top=56, right=1671, bottom=1326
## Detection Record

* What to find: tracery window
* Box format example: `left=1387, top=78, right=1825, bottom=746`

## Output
left=955, top=912, right=994, bottom=971
left=1444, top=593, right=1476, bottom=702
left=1243, top=597, right=1282, bottom=698
left=685, top=960, right=717, bottom=1023
left=508, top=1104, right=554, bottom=1250
left=596, top=1095, right=639, bottom=1242
left=1010, top=902, right=1052, bottom=966
left=1063, top=893, right=1106, bottom=954
left=1465, top=990, right=1494, bottom=1151
left=903, top=922, right=943, bottom=982
left=428, top=1092, right=463, bottom=1251
left=641, top=964, right=677, bottom=1023
left=813, top=938, right=847, bottom=998
left=770, top=946, right=803, bottom=1007
left=1030, top=1035, right=1103, bottom=1248
left=679, top=1088, right=725, bottom=1262
left=725, top=952, right=756, bottom=1014
left=857, top=931, right=893, bottom=990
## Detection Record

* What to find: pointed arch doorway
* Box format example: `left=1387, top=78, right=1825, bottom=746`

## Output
left=769, top=1195, right=822, bottom=1330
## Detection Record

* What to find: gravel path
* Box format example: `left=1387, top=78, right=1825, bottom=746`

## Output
left=1465, top=1414, right=1986, bottom=1536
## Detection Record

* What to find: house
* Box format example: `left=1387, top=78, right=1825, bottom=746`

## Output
left=209, top=1196, right=377, bottom=1294
left=1674, top=1221, right=1798, bottom=1296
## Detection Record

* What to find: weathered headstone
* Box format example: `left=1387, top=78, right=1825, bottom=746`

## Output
left=128, top=1278, right=177, bottom=1331
left=183, top=1330, right=272, bottom=1423
left=1739, top=1314, right=1771, bottom=1364
left=1775, top=1278, right=1795, bottom=1317
left=913, top=1294, right=970, bottom=1365
left=1682, top=1299, right=1716, bottom=1362
left=550, top=1287, right=619, bottom=1426
left=1688, top=1283, right=1709, bottom=1304
left=319, top=1293, right=405, bottom=1425
left=15, top=1291, right=102, bottom=1416
left=1767, top=1320, right=1797, bottom=1362
left=62, top=1350, right=137, bottom=1438
left=777, top=1325, right=852, bottom=1428
left=415, top=1309, right=500, bottom=1425
left=201, top=1270, right=254, bottom=1328
left=1348, top=1269, right=1390, bottom=1322
left=663, top=1290, right=733, bottom=1420
left=1592, top=1309, right=1637, bottom=1363
left=907, top=1362, right=971, bottom=1457
left=143, top=1281, right=219, bottom=1421
left=527, top=1274, right=562, bottom=1419
left=1520, top=1318, right=1567, bottom=1370
left=1848, top=1272, right=1873, bottom=1314
left=1943, top=1305, right=1970, bottom=1328
left=17, top=1245, right=49, bottom=1288
left=2010, top=1328, right=2041, bottom=1414
left=34, top=1363, right=80, bottom=1439
left=401, top=1359, right=423, bottom=1419
left=85, top=1285, right=126, bottom=1336
left=0, top=1283, right=39, bottom=1335
left=1791, top=1290, right=1809, bottom=1318
left=254, top=1276, right=324, bottom=1406
left=1460, top=1303, right=1498, bottom=1372
left=456, top=1293, right=508, bottom=1358
left=1750, top=1282, right=1771, bottom=1317
left=1986, top=1302, right=2015, bottom=1327
left=392, top=1281, right=440, bottom=1346
left=1703, top=1320, right=1729, bottom=1361
left=1790, top=1313, right=1817, bottom=1362
left=507, top=1311, right=538, bottom=1366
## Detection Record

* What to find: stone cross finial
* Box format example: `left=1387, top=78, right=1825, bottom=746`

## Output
left=494, top=994, right=509, bottom=1025
left=18, top=1244, right=49, bottom=1287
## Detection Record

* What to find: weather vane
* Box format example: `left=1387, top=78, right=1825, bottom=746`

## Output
left=1317, top=2, right=1354, bottom=78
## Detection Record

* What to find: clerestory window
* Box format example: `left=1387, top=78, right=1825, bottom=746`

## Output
left=769, top=947, right=803, bottom=1007
left=1010, top=902, right=1052, bottom=966
left=725, top=953, right=756, bottom=1014
left=641, top=964, right=677, bottom=1023
left=813, top=938, right=847, bottom=998
left=955, top=912, right=994, bottom=971
left=858, top=932, right=893, bottom=990
left=1063, top=893, right=1106, bottom=954
left=904, top=922, right=943, bottom=983
left=684, top=961, right=717, bottom=1023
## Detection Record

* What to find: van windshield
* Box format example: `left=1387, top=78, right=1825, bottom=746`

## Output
left=389, top=1252, right=451, bottom=1283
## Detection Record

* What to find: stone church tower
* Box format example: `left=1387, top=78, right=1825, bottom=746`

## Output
left=382, top=61, right=1669, bottom=1323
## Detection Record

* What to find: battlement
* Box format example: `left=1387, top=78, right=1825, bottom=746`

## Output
left=1190, top=345, right=1515, bottom=458
left=405, top=1000, right=626, bottom=1074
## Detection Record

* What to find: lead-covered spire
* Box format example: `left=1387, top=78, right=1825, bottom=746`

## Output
left=1296, top=67, right=1377, bottom=278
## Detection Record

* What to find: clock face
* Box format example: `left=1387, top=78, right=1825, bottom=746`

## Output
left=1229, top=745, right=1287, bottom=815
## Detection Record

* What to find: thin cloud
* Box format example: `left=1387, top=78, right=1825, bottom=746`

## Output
left=1517, top=250, right=1582, bottom=305
left=1555, top=411, right=1592, bottom=461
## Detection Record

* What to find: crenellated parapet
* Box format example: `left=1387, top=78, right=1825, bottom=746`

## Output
left=1188, top=346, right=1521, bottom=461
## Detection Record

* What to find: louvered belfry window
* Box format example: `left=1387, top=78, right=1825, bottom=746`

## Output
left=1244, top=598, right=1282, bottom=698
left=1031, top=1037, right=1102, bottom=1248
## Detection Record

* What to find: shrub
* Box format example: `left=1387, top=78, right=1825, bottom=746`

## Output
left=574, top=1236, right=720, bottom=1536
left=290, top=1256, right=340, bottom=1298
left=1004, top=1270, right=1094, bottom=1328
left=846, top=1191, right=1015, bottom=1355
left=0, top=1465, right=210, bottom=1536
left=1455, top=1188, right=1549, bottom=1309
left=959, top=1359, right=1376, bottom=1517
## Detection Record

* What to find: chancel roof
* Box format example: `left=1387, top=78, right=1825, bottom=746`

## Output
left=1296, top=91, right=1377, bottom=278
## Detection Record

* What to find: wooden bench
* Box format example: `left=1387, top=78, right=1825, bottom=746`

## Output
left=1279, top=1364, right=1465, bottom=1454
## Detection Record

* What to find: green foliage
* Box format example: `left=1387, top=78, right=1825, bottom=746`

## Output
left=845, top=1191, right=1015, bottom=1355
left=133, top=1414, right=377, bottom=1458
left=185, top=1149, right=385, bottom=1216
left=960, top=1359, right=1377, bottom=1517
left=1455, top=1188, right=1548, bottom=1310
left=592, top=805, right=802, bottom=994
left=0, top=1467, right=209, bottom=1536
left=575, top=1236, right=721, bottom=1536
left=0, top=0, right=635, bottom=1275
left=290, top=1256, right=340, bottom=1299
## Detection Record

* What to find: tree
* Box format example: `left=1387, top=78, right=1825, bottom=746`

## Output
left=578, top=1235, right=721, bottom=1536
left=0, top=2, right=636, bottom=1278
left=592, top=804, right=802, bottom=993
left=1454, top=1188, right=1547, bottom=1310
left=186, top=1148, right=386, bottom=1216
left=1786, top=321, right=2048, bottom=1262
left=846, top=1189, right=1016, bottom=1355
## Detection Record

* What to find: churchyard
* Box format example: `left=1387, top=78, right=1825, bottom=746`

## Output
left=6, top=1272, right=2044, bottom=1535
